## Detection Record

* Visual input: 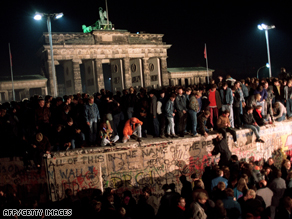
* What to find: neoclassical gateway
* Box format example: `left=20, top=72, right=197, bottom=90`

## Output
left=39, top=30, right=171, bottom=96
left=39, top=30, right=212, bottom=96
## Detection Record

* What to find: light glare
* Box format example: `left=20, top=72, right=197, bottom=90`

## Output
left=55, top=13, right=63, bottom=19
left=34, top=14, right=42, bottom=20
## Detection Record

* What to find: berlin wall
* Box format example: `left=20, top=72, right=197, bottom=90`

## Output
left=1, top=122, right=291, bottom=202
left=45, top=121, right=292, bottom=202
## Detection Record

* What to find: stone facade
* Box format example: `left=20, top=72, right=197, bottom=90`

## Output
left=39, top=30, right=171, bottom=95
left=168, top=67, right=214, bottom=86
left=0, top=75, right=48, bottom=103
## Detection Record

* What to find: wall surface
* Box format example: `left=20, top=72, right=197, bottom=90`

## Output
left=46, top=121, right=292, bottom=202
left=1, top=121, right=291, bottom=202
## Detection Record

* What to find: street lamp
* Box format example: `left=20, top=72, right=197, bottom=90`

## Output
left=257, top=63, right=270, bottom=79
left=257, top=23, right=275, bottom=78
left=34, top=12, right=64, bottom=97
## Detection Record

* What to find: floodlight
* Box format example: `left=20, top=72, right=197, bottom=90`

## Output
left=34, top=12, right=43, bottom=20
left=54, top=13, right=63, bottom=19
left=266, top=63, right=270, bottom=68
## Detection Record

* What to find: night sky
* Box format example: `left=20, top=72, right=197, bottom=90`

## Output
left=1, top=0, right=292, bottom=80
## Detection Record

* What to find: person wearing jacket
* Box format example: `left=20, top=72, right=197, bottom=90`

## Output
left=273, top=101, right=287, bottom=121
left=165, top=93, right=178, bottom=138
left=254, top=85, right=268, bottom=116
left=253, top=105, right=268, bottom=126
left=122, top=117, right=143, bottom=143
left=220, top=82, right=234, bottom=128
left=217, top=110, right=238, bottom=147
left=243, top=106, right=265, bottom=143
left=284, top=79, right=292, bottom=118
left=149, top=90, right=159, bottom=138
left=197, top=110, right=211, bottom=137
left=175, top=87, right=187, bottom=137
left=84, top=96, right=101, bottom=146
left=188, top=91, right=200, bottom=137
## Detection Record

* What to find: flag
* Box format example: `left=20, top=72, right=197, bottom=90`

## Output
left=204, top=44, right=207, bottom=59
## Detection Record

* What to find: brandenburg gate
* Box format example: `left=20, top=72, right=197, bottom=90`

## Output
left=39, top=30, right=172, bottom=95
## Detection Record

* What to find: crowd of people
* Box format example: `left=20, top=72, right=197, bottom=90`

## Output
left=1, top=70, right=292, bottom=218
left=0, top=72, right=292, bottom=166
left=1, top=155, right=292, bottom=219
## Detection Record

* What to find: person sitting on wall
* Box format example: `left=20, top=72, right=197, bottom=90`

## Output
left=216, top=110, right=238, bottom=147
left=99, top=120, right=119, bottom=146
left=253, top=105, right=269, bottom=126
left=122, top=117, right=143, bottom=143
left=243, top=106, right=265, bottom=143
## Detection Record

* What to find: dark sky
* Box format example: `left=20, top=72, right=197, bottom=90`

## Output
left=1, top=0, right=292, bottom=79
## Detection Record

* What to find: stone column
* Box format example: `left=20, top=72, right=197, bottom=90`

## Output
left=143, top=58, right=151, bottom=88
left=24, top=89, right=30, bottom=98
left=4, top=91, right=8, bottom=102
left=181, top=77, right=185, bottom=86
left=72, top=60, right=82, bottom=94
left=94, top=59, right=105, bottom=91
left=188, top=78, right=191, bottom=86
left=42, top=87, right=48, bottom=96
left=160, top=57, right=169, bottom=87
left=123, top=58, right=132, bottom=89
left=47, top=60, right=58, bottom=96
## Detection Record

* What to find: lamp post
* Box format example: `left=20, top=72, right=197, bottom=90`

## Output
left=257, top=63, right=270, bottom=79
left=34, top=12, right=63, bottom=97
left=257, top=23, right=275, bottom=78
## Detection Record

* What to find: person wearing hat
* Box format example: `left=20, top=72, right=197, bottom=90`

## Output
left=31, top=132, right=51, bottom=169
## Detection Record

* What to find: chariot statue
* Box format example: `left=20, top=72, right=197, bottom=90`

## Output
left=82, top=7, right=113, bottom=33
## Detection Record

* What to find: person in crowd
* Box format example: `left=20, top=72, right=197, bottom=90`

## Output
left=175, top=87, right=188, bottom=137
left=254, top=85, right=268, bottom=116
left=243, top=106, right=265, bottom=143
left=233, top=178, right=248, bottom=200
left=222, top=188, right=242, bottom=217
left=273, top=101, right=287, bottom=121
left=180, top=175, right=192, bottom=207
left=142, top=186, right=158, bottom=215
left=157, top=90, right=167, bottom=138
left=165, top=93, right=178, bottom=138
left=62, top=117, right=85, bottom=150
left=84, top=96, right=101, bottom=146
left=275, top=196, right=292, bottom=219
left=189, top=191, right=209, bottom=219
left=217, top=109, right=238, bottom=147
left=211, top=133, right=231, bottom=167
left=35, top=98, right=51, bottom=136
left=253, top=105, right=268, bottom=126
left=122, top=117, right=143, bottom=143
left=220, top=82, right=234, bottom=128
left=175, top=197, right=187, bottom=219
left=208, top=84, right=222, bottom=129
left=273, top=79, right=284, bottom=104
left=99, top=120, right=119, bottom=146
left=234, top=81, right=246, bottom=118
left=284, top=79, right=292, bottom=119
left=31, top=132, right=51, bottom=169
left=211, top=169, right=228, bottom=191
left=269, top=170, right=287, bottom=219
left=256, top=180, right=273, bottom=209
left=197, top=110, right=211, bottom=137
left=188, top=90, right=200, bottom=137
left=126, top=87, right=137, bottom=119
left=149, top=90, right=159, bottom=138
left=281, top=159, right=291, bottom=183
